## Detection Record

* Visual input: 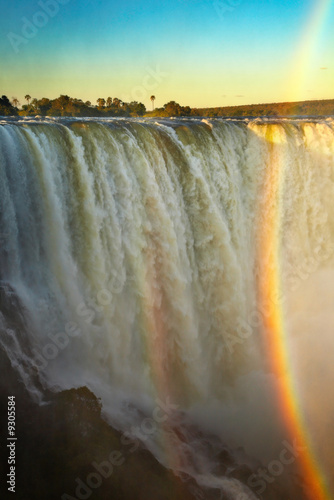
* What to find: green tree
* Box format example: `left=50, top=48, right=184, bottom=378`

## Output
left=163, top=101, right=182, bottom=116
left=128, top=101, right=146, bottom=116
left=113, top=97, right=122, bottom=108
left=11, top=97, right=20, bottom=108
left=97, top=98, right=106, bottom=108
left=181, top=105, right=191, bottom=116
left=0, top=95, right=18, bottom=116
left=25, top=94, right=31, bottom=105
left=150, top=95, right=156, bottom=111
left=37, top=98, right=51, bottom=115
left=48, top=95, right=71, bottom=116
left=31, top=98, right=38, bottom=112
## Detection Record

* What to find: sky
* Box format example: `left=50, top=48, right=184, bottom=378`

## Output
left=0, top=0, right=333, bottom=109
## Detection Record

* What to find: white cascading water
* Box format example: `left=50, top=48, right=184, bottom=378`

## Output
left=0, top=116, right=333, bottom=498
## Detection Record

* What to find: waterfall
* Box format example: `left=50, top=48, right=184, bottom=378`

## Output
left=1, top=116, right=333, bottom=499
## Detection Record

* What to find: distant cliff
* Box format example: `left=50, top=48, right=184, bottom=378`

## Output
left=191, top=98, right=334, bottom=117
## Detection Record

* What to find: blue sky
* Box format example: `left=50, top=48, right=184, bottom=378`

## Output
left=0, top=0, right=333, bottom=108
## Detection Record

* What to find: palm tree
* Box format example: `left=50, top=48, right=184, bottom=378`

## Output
left=150, top=95, right=156, bottom=111
left=31, top=98, right=38, bottom=111
left=11, top=97, right=19, bottom=108
left=97, top=98, right=106, bottom=108
left=25, top=94, right=31, bottom=105
left=113, top=97, right=122, bottom=108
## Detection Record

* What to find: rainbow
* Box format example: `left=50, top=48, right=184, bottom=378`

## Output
left=286, top=0, right=332, bottom=103
left=257, top=124, right=332, bottom=500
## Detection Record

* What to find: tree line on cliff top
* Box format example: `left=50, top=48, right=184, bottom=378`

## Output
left=0, top=94, right=146, bottom=117
left=1, top=94, right=334, bottom=118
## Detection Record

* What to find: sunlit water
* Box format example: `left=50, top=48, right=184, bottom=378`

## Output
left=0, top=116, right=333, bottom=498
